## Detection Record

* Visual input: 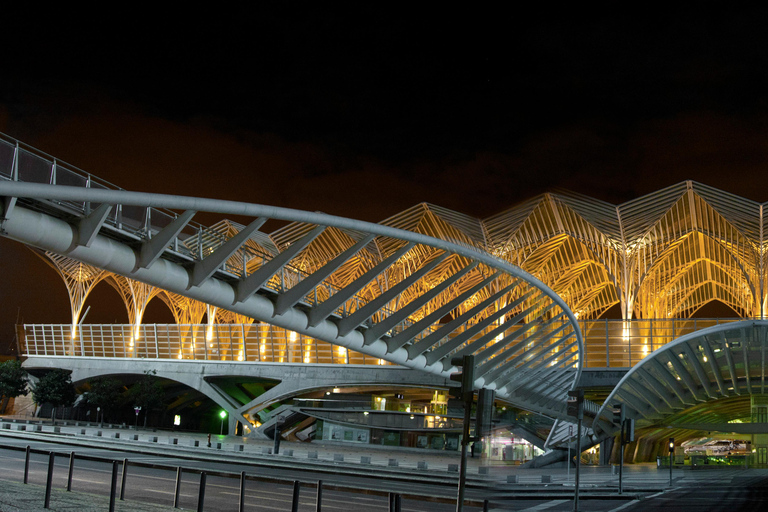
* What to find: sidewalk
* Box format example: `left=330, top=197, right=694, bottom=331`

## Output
left=0, top=480, right=185, bottom=512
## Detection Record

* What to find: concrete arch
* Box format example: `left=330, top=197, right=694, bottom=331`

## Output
left=23, top=356, right=449, bottom=436
left=25, top=357, right=251, bottom=434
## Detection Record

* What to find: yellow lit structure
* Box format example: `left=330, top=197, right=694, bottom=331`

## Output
left=0, top=133, right=582, bottom=422
left=16, top=131, right=768, bottom=456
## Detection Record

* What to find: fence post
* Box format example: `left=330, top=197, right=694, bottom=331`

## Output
left=197, top=472, right=207, bottom=512
left=291, top=480, right=301, bottom=512
left=44, top=452, right=55, bottom=509
left=316, top=480, right=322, bottom=512
left=24, top=445, right=30, bottom=484
left=67, top=452, right=75, bottom=491
left=109, top=460, right=119, bottom=512
left=120, top=458, right=128, bottom=500
left=239, top=471, right=246, bottom=512
left=174, top=467, right=182, bottom=508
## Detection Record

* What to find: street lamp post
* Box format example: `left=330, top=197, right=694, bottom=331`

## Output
left=219, top=410, right=227, bottom=436
left=134, top=406, right=142, bottom=430
left=668, top=438, right=674, bottom=486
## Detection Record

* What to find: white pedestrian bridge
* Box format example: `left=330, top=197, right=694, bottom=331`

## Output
left=0, top=133, right=582, bottom=436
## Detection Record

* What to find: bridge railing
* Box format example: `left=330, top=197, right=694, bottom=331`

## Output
left=23, top=318, right=748, bottom=370
left=20, top=323, right=393, bottom=366
left=580, top=317, right=746, bottom=368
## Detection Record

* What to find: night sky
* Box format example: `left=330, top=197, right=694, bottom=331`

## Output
left=2, top=7, right=768, bottom=351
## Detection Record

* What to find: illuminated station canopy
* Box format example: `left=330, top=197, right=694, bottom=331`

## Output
left=5, top=132, right=768, bottom=445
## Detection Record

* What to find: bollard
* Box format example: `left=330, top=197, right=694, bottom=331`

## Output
left=262, top=447, right=272, bottom=455
left=235, top=444, right=244, bottom=452
left=388, top=458, right=398, bottom=467
left=483, top=499, right=489, bottom=512
left=417, top=461, right=428, bottom=470
left=120, top=459, right=128, bottom=500
left=109, top=460, right=119, bottom=512
left=23, top=445, right=30, bottom=484
left=506, top=474, right=518, bottom=483
left=541, top=475, right=551, bottom=483
left=448, top=463, right=459, bottom=472
left=197, top=472, right=207, bottom=512
left=395, top=494, right=401, bottom=512
left=191, top=439, right=200, bottom=447
left=334, top=453, right=344, bottom=462
left=239, top=471, right=246, bottom=512
left=80, top=429, right=86, bottom=435
left=291, top=480, right=300, bottom=512
left=173, top=467, right=182, bottom=508
left=67, top=452, right=75, bottom=491
left=388, top=492, right=395, bottom=512
left=361, top=456, right=371, bottom=464
left=44, top=452, right=55, bottom=509
left=478, top=466, right=490, bottom=475
left=316, top=480, right=322, bottom=512
left=284, top=448, right=293, bottom=456
left=308, top=451, right=318, bottom=459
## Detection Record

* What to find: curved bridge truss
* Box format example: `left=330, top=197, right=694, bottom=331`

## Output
left=0, top=140, right=583, bottom=420
left=594, top=320, right=768, bottom=438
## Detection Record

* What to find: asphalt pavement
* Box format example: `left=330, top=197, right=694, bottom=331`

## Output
left=0, top=479, right=182, bottom=512
left=5, top=417, right=768, bottom=511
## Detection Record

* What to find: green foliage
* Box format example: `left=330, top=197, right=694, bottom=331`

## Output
left=0, top=360, right=28, bottom=400
left=86, top=377, right=125, bottom=420
left=127, top=370, right=165, bottom=414
left=32, top=369, right=76, bottom=408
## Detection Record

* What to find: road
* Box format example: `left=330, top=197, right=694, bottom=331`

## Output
left=0, top=436, right=489, bottom=511
left=9, top=428, right=768, bottom=511
left=622, top=474, right=768, bottom=512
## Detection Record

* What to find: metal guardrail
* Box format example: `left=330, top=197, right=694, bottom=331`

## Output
left=23, top=317, right=745, bottom=370
left=580, top=317, right=744, bottom=368
left=21, top=323, right=392, bottom=366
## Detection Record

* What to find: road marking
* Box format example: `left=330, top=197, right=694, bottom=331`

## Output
left=607, top=500, right=641, bottom=512
left=520, top=499, right=569, bottom=511
left=144, top=488, right=196, bottom=497
left=221, top=490, right=390, bottom=510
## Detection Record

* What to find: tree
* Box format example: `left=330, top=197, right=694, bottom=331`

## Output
left=86, top=377, right=125, bottom=427
left=0, top=360, right=28, bottom=414
left=127, top=370, right=165, bottom=428
left=31, top=369, right=76, bottom=425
